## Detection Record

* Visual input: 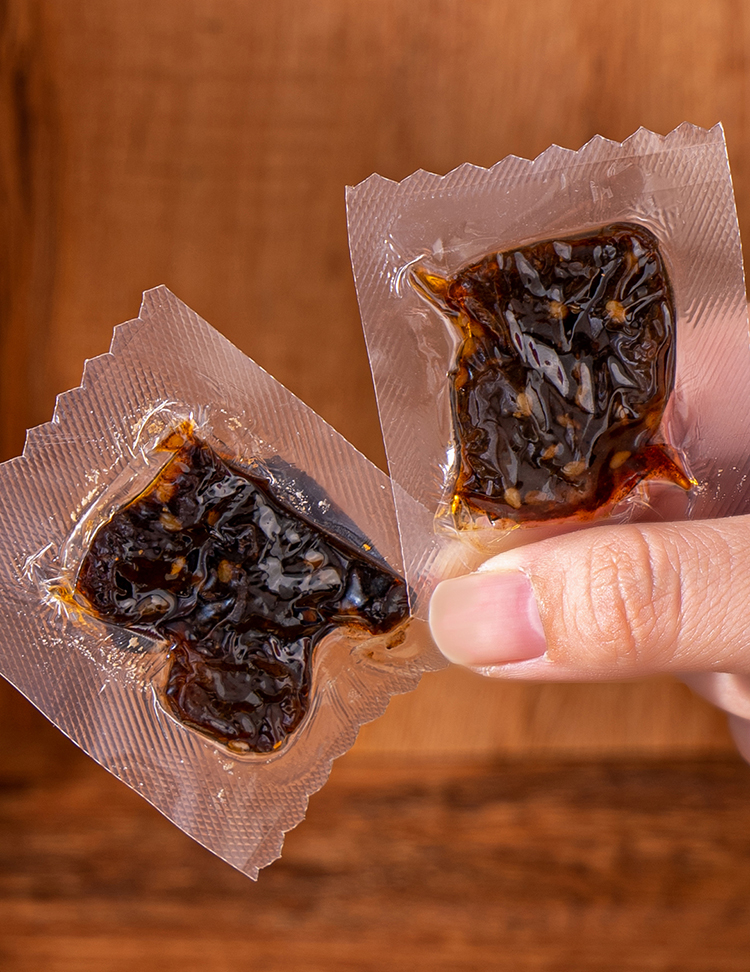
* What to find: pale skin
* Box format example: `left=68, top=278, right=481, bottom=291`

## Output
left=428, top=516, right=750, bottom=760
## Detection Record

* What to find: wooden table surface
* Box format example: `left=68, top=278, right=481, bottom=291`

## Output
left=2, top=2, right=750, bottom=967
left=3, top=695, right=750, bottom=972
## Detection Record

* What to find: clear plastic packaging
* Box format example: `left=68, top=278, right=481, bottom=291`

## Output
left=0, top=286, right=441, bottom=878
left=347, top=123, right=750, bottom=610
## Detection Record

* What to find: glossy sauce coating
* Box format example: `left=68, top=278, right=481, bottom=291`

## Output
left=75, top=437, right=409, bottom=754
left=415, top=223, right=690, bottom=527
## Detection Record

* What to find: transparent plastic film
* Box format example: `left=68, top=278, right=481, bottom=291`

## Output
left=347, top=123, right=750, bottom=611
left=0, top=286, right=442, bottom=878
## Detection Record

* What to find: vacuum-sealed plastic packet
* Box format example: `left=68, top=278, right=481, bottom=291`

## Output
left=347, top=123, right=750, bottom=609
left=0, top=286, right=441, bottom=878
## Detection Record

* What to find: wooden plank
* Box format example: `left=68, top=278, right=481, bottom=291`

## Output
left=0, top=0, right=746, bottom=756
left=354, top=667, right=734, bottom=757
left=0, top=0, right=58, bottom=458
left=1, top=700, right=750, bottom=971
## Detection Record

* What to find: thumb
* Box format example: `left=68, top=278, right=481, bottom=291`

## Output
left=429, top=517, right=750, bottom=679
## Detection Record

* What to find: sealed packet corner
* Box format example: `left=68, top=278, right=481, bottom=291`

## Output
left=0, top=286, right=443, bottom=879
left=347, top=122, right=750, bottom=610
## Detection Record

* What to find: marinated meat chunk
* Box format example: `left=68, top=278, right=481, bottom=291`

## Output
left=76, top=436, right=409, bottom=753
left=414, top=223, right=691, bottom=527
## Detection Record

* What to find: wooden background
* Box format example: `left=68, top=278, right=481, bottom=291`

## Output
left=2, top=1, right=750, bottom=968
left=0, top=0, right=739, bottom=759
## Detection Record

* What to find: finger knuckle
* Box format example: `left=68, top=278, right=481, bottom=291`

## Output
left=582, top=526, right=681, bottom=667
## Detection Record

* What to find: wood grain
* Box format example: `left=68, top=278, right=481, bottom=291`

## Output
left=2, top=698, right=750, bottom=972
left=0, top=0, right=747, bottom=759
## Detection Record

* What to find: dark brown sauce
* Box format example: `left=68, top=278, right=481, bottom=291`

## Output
left=414, top=223, right=691, bottom=528
left=75, top=436, right=409, bottom=754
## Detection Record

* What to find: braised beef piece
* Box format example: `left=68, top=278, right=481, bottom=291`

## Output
left=415, top=223, right=690, bottom=527
left=76, top=437, right=408, bottom=753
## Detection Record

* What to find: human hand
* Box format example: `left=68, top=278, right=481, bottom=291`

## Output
left=428, top=517, right=750, bottom=760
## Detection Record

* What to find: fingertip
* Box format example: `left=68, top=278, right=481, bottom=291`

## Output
left=429, top=570, right=547, bottom=667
